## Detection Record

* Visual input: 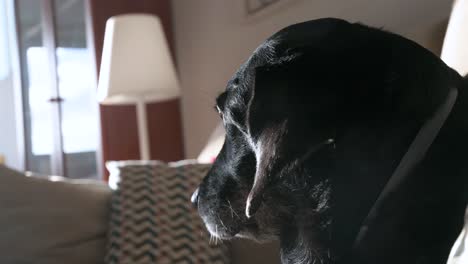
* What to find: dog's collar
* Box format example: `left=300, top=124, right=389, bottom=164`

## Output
left=352, top=87, right=459, bottom=250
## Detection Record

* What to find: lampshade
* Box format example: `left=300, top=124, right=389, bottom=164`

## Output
left=198, top=123, right=225, bottom=163
left=441, top=0, right=468, bottom=76
left=97, top=14, right=180, bottom=105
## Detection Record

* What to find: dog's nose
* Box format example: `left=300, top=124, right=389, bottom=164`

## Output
left=191, top=187, right=200, bottom=207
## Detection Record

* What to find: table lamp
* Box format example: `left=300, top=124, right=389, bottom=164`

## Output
left=197, top=123, right=225, bottom=163
left=97, top=14, right=180, bottom=160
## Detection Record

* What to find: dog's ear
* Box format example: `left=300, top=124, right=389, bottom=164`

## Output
left=243, top=41, right=389, bottom=217
left=245, top=61, right=337, bottom=218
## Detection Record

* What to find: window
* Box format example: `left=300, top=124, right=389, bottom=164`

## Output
left=26, top=47, right=98, bottom=156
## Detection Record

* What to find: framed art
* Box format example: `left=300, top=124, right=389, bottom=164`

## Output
left=244, top=0, right=301, bottom=21
left=246, top=0, right=281, bottom=15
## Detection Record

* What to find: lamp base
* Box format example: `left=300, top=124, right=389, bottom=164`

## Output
left=136, top=100, right=151, bottom=160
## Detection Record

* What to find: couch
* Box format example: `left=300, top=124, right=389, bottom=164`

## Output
left=0, top=164, right=280, bottom=264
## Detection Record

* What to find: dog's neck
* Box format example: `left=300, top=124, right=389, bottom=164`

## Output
left=277, top=204, right=447, bottom=264
left=279, top=219, right=333, bottom=264
left=279, top=195, right=334, bottom=264
left=277, top=172, right=460, bottom=264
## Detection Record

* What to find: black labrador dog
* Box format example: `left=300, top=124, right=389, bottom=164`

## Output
left=191, top=18, right=468, bottom=264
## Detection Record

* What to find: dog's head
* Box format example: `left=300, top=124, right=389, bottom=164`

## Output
left=192, top=18, right=455, bottom=256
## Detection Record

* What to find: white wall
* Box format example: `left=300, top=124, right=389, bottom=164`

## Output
left=0, top=75, right=20, bottom=169
left=172, top=0, right=453, bottom=158
left=0, top=0, right=20, bottom=170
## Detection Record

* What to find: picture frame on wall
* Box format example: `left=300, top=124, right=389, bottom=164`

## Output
left=246, top=0, right=280, bottom=15
left=244, top=0, right=301, bottom=21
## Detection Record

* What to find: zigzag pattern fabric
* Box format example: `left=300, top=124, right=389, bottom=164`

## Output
left=105, top=160, right=230, bottom=264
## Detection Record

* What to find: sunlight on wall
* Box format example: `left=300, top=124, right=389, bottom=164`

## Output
left=0, top=0, right=10, bottom=80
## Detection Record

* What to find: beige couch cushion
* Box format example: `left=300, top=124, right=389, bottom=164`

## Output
left=0, top=165, right=111, bottom=264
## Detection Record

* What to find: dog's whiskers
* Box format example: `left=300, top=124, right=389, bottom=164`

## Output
left=227, top=200, right=240, bottom=219
left=208, top=224, right=224, bottom=246
left=218, top=216, right=227, bottom=231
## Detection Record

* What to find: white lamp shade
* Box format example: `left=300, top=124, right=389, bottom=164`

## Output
left=97, top=14, right=180, bottom=105
left=198, top=123, right=225, bottom=163
left=441, top=0, right=468, bottom=76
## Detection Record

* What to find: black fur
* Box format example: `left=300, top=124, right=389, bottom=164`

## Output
left=192, top=18, right=468, bottom=264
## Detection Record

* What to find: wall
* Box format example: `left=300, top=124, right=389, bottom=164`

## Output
left=0, top=76, right=19, bottom=169
left=172, top=0, right=453, bottom=158
left=0, top=0, right=19, bottom=170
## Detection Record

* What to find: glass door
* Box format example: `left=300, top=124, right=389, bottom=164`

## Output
left=15, top=0, right=99, bottom=178
left=52, top=0, right=98, bottom=178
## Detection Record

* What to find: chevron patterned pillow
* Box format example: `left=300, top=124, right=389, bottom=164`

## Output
left=105, top=160, right=230, bottom=264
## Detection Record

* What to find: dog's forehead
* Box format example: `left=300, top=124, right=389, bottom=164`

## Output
left=221, top=40, right=279, bottom=95
left=216, top=38, right=294, bottom=130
